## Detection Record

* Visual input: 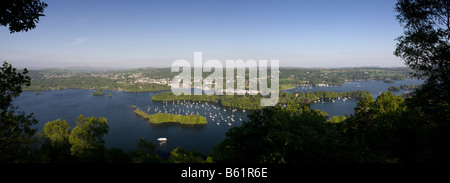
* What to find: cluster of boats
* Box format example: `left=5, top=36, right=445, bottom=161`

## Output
left=312, top=96, right=353, bottom=103
left=145, top=100, right=247, bottom=126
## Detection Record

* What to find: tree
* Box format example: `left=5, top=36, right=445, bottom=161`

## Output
left=1, top=0, right=47, bottom=163
left=339, top=92, right=406, bottom=163
left=129, top=138, right=162, bottom=163
left=40, top=119, right=72, bottom=162
left=0, top=62, right=38, bottom=163
left=69, top=115, right=109, bottom=162
left=394, top=0, right=450, bottom=162
left=0, top=0, right=48, bottom=33
left=394, top=0, right=450, bottom=88
left=394, top=84, right=450, bottom=162
left=105, top=147, right=131, bottom=163
left=0, top=62, right=31, bottom=111
left=210, top=104, right=349, bottom=163
left=328, top=115, right=347, bottom=123
left=168, top=147, right=207, bottom=163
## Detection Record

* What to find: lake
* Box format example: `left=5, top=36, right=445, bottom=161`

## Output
left=13, top=79, right=423, bottom=156
left=285, top=79, right=424, bottom=117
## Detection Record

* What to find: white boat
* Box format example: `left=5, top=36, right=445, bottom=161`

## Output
left=157, top=138, right=167, bottom=141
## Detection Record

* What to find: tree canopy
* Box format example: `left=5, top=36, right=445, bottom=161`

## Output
left=0, top=0, right=48, bottom=33
left=209, top=104, right=349, bottom=163
left=394, top=0, right=450, bottom=162
left=40, top=119, right=71, bottom=162
left=0, top=62, right=37, bottom=163
left=69, top=115, right=109, bottom=162
left=395, top=0, right=450, bottom=88
left=0, top=0, right=47, bottom=162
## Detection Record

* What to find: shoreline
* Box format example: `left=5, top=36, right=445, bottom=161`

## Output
left=22, top=88, right=171, bottom=93
left=23, top=78, right=422, bottom=93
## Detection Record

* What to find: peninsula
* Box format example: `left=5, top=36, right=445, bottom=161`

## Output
left=152, top=90, right=373, bottom=110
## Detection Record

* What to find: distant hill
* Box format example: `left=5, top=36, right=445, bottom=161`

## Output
left=38, top=66, right=128, bottom=72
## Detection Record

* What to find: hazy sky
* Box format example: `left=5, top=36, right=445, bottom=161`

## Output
left=0, top=0, right=406, bottom=69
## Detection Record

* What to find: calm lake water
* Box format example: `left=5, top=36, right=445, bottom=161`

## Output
left=13, top=79, right=423, bottom=155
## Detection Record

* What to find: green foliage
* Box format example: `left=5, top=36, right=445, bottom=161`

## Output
left=91, top=90, right=105, bottom=96
left=129, top=138, right=162, bottom=163
left=328, top=115, right=347, bottom=123
left=40, top=119, right=72, bottom=162
left=148, top=113, right=207, bottom=125
left=210, top=104, right=348, bottom=163
left=0, top=109, right=38, bottom=163
left=152, top=91, right=262, bottom=109
left=153, top=90, right=372, bottom=110
left=134, top=106, right=207, bottom=125
left=210, top=90, right=447, bottom=163
left=393, top=0, right=450, bottom=162
left=208, top=90, right=442, bottom=163
left=1, top=62, right=31, bottom=110
left=394, top=83, right=450, bottom=162
left=388, top=86, right=401, bottom=91
left=168, top=147, right=208, bottom=163
left=279, top=90, right=372, bottom=105
left=0, top=0, right=45, bottom=162
left=42, top=119, right=70, bottom=148
left=133, top=107, right=150, bottom=119
left=69, top=115, right=109, bottom=162
left=338, top=87, right=450, bottom=163
left=279, top=67, right=411, bottom=88
left=38, top=118, right=158, bottom=163
left=0, top=61, right=38, bottom=163
left=105, top=147, right=132, bottom=163
left=339, top=92, right=406, bottom=162
left=399, top=84, right=421, bottom=90
left=395, top=0, right=450, bottom=88
left=313, top=109, right=329, bottom=118
left=0, top=0, right=48, bottom=33
left=24, top=68, right=172, bottom=92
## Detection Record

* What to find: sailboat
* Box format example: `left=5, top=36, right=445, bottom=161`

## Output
left=157, top=137, right=167, bottom=141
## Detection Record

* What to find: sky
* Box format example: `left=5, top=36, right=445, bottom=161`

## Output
left=0, top=0, right=407, bottom=69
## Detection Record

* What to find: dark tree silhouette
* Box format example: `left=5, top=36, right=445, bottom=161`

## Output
left=394, top=0, right=450, bottom=88
left=0, top=0, right=48, bottom=33
left=0, top=62, right=38, bottom=163
left=0, top=0, right=47, bottom=162
left=394, top=0, right=450, bottom=162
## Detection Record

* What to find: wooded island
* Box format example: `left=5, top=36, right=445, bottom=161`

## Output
left=133, top=105, right=207, bottom=125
